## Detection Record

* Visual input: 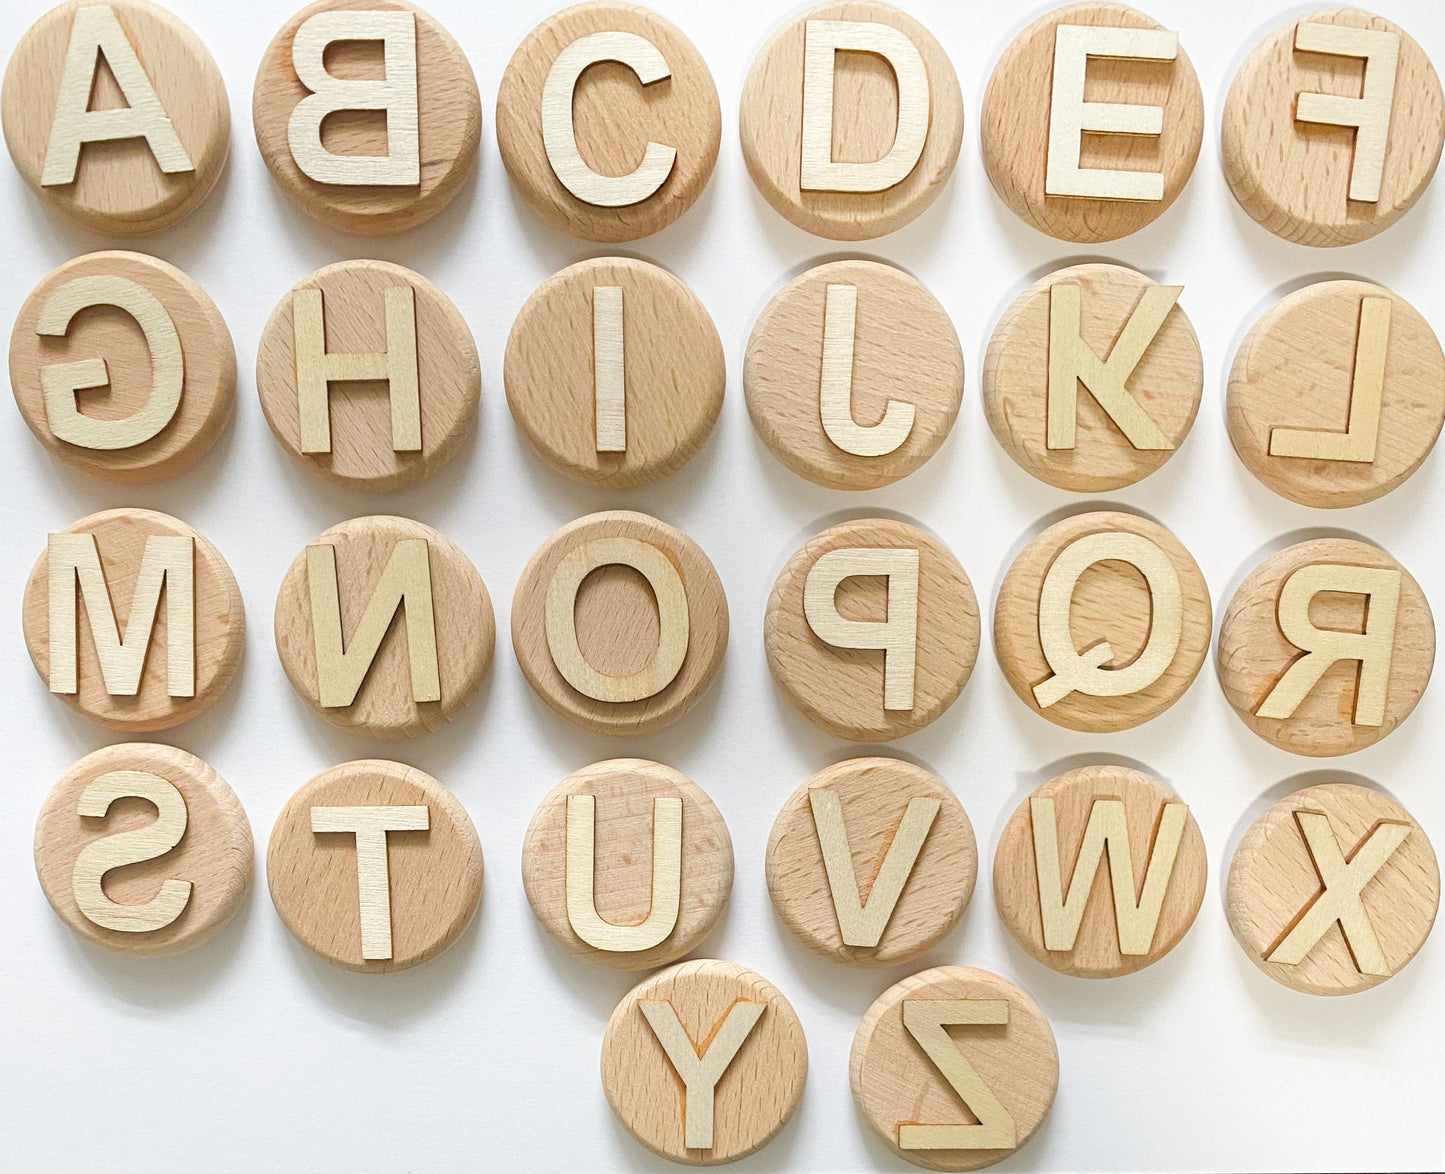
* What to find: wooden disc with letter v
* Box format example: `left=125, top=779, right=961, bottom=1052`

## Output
left=1227, top=782, right=1439, bottom=995
left=1227, top=280, right=1445, bottom=508
left=504, top=257, right=724, bottom=489
left=267, top=758, right=483, bottom=972
left=738, top=1, right=964, bottom=240
left=850, top=965, right=1059, bottom=1171
left=22, top=507, right=244, bottom=732
left=983, top=263, right=1203, bottom=492
left=1217, top=538, right=1433, bottom=757
left=495, top=2, right=720, bottom=242
left=766, top=757, right=975, bottom=967
left=273, top=515, right=494, bottom=739
left=521, top=758, right=733, bottom=970
left=980, top=3, right=1203, bottom=244
left=1222, top=10, right=1445, bottom=247
left=511, top=511, right=728, bottom=736
left=745, top=259, right=963, bottom=490
left=993, top=511, right=1211, bottom=733
left=256, top=258, right=479, bottom=492
left=252, top=0, right=481, bottom=234
left=34, top=742, right=252, bottom=956
left=601, top=958, right=808, bottom=1165
left=2, top=0, right=229, bottom=234
left=993, top=765, right=1207, bottom=978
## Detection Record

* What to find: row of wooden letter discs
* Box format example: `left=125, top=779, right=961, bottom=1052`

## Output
left=4, top=1, right=1443, bottom=244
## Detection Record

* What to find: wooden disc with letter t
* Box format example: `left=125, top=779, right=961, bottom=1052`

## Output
left=850, top=965, right=1059, bottom=1171
left=34, top=742, right=252, bottom=956
left=1217, top=538, right=1434, bottom=757
left=266, top=759, right=483, bottom=973
left=979, top=3, right=1204, bottom=244
left=601, top=958, right=807, bottom=1165
left=2, top=0, right=229, bottom=234
left=1227, top=782, right=1439, bottom=995
left=1227, top=280, right=1445, bottom=508
left=993, top=765, right=1207, bottom=978
left=738, top=1, right=964, bottom=240
left=495, top=2, right=721, bottom=242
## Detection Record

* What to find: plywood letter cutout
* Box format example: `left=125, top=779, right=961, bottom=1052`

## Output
left=819, top=283, right=915, bottom=457
left=639, top=999, right=766, bottom=1150
left=899, top=1000, right=1017, bottom=1151
left=1294, top=24, right=1400, bottom=204
left=593, top=285, right=625, bottom=452
left=310, top=804, right=430, bottom=960
left=565, top=793, right=682, bottom=952
left=804, top=547, right=919, bottom=710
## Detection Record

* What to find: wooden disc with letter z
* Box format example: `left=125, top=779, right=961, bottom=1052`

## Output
left=1222, top=10, right=1445, bottom=247
left=993, top=765, right=1207, bottom=978
left=495, top=2, right=721, bottom=242
left=993, top=511, right=1211, bottom=733
left=738, top=1, right=964, bottom=240
left=980, top=3, right=1203, bottom=244
left=601, top=958, right=807, bottom=1165
left=1217, top=538, right=1433, bottom=756
left=34, top=742, right=252, bottom=956
left=1227, top=280, right=1445, bottom=508
left=1227, top=782, right=1439, bottom=995
left=850, top=965, right=1058, bottom=1171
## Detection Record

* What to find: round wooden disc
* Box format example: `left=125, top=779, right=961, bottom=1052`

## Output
left=849, top=965, right=1059, bottom=1171
left=993, top=511, right=1212, bottom=733
left=738, top=1, right=964, bottom=241
left=767, top=518, right=979, bottom=742
left=34, top=742, right=252, bottom=956
left=765, top=757, right=976, bottom=967
left=1227, top=782, right=1439, bottom=995
left=1217, top=538, right=1434, bottom=756
left=23, top=507, right=244, bottom=731
left=495, top=2, right=720, bottom=242
left=1227, top=280, right=1445, bottom=508
left=10, top=250, right=235, bottom=484
left=601, top=958, right=808, bottom=1165
left=273, top=515, right=494, bottom=739
left=511, top=511, right=728, bottom=735
left=255, top=258, right=479, bottom=492
left=251, top=0, right=481, bottom=234
left=1222, top=9, right=1445, bottom=247
left=993, top=765, right=1207, bottom=978
left=504, top=257, right=723, bottom=489
left=521, top=758, right=733, bottom=970
left=980, top=3, right=1203, bottom=244
left=744, top=260, right=964, bottom=490
left=266, top=758, right=482, bottom=972
left=983, top=263, right=1203, bottom=492
left=2, top=0, right=229, bottom=234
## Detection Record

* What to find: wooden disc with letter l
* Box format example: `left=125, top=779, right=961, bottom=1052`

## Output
left=511, top=511, right=728, bottom=736
left=993, top=765, right=1207, bottom=978
left=495, top=2, right=720, bottom=242
left=2, top=0, right=229, bottom=234
left=266, top=758, right=482, bottom=972
left=1217, top=538, right=1433, bottom=757
left=504, top=257, right=723, bottom=489
left=983, top=263, right=1202, bottom=492
left=1222, top=10, right=1445, bottom=247
left=23, top=507, right=244, bottom=732
left=979, top=3, right=1203, bottom=244
left=273, top=515, right=493, bottom=739
left=256, top=258, right=479, bottom=492
left=34, top=742, right=252, bottom=956
left=738, top=1, right=964, bottom=241
left=765, top=757, right=975, bottom=967
left=993, top=511, right=1211, bottom=733
left=1227, top=782, right=1438, bottom=995
left=251, top=0, right=481, bottom=234
left=744, top=259, right=963, bottom=490
left=521, top=758, right=732, bottom=970
left=850, top=965, right=1059, bottom=1171
left=601, top=958, right=807, bottom=1165
left=1227, top=280, right=1445, bottom=508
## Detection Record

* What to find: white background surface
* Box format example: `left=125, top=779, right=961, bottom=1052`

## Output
left=2, top=0, right=1443, bottom=1170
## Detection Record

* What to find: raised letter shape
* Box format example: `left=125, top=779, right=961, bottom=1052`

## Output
left=639, top=999, right=766, bottom=1150
left=1294, top=24, right=1399, bottom=203
left=804, top=548, right=919, bottom=710
left=593, top=285, right=625, bottom=452
left=310, top=804, right=429, bottom=960
left=565, top=793, right=682, bottom=951
left=819, top=284, right=915, bottom=457
left=900, top=1000, right=1017, bottom=1151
